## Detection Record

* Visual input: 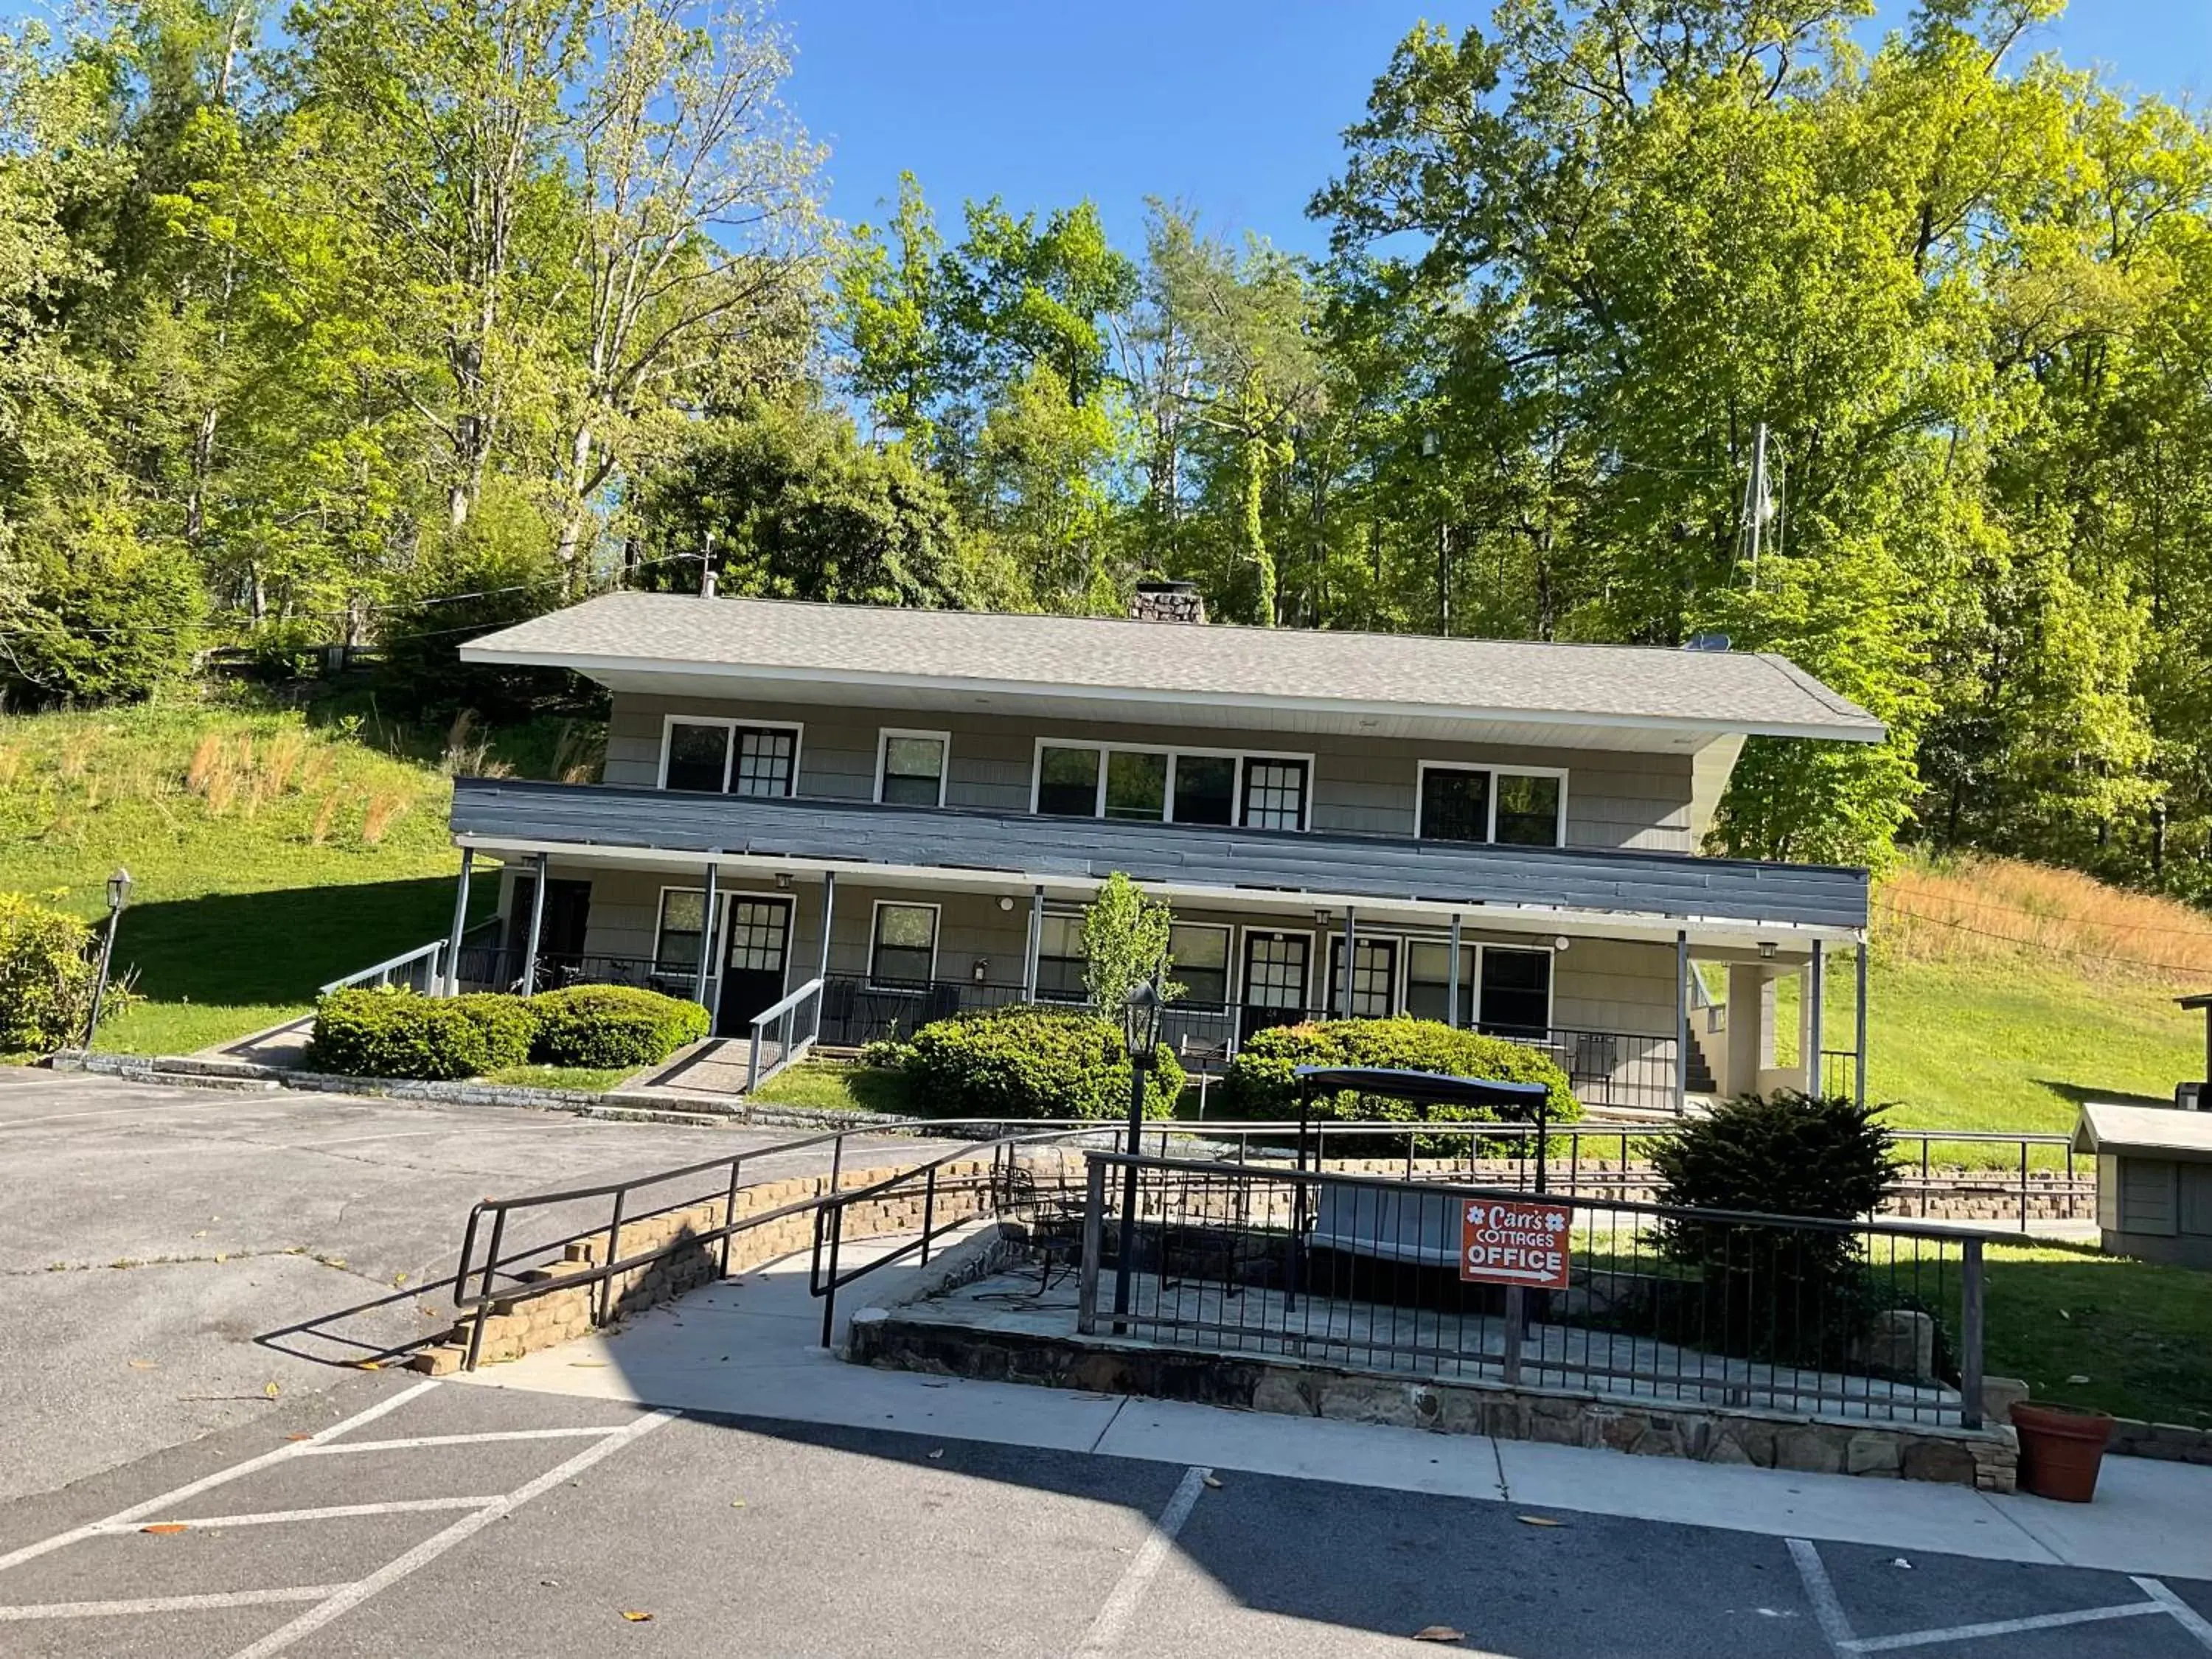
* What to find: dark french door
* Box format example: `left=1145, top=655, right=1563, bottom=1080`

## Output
left=1239, top=931, right=1312, bottom=1041
left=714, top=896, right=794, bottom=1036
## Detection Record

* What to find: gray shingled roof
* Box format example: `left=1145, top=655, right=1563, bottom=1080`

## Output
left=462, top=592, right=1884, bottom=740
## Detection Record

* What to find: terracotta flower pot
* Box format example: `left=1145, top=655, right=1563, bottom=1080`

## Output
left=2011, top=1401, right=2115, bottom=1503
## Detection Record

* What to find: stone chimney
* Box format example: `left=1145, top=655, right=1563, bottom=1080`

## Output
left=1130, top=580, right=1206, bottom=625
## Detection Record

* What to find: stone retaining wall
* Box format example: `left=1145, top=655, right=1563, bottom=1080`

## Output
left=412, top=1152, right=1077, bottom=1374
left=1310, top=1157, right=2090, bottom=1222
left=2110, top=1417, right=2212, bottom=1465
left=848, top=1308, right=2019, bottom=1492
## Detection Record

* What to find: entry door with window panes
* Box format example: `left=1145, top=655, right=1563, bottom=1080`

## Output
left=1325, top=936, right=1399, bottom=1020
left=1239, top=932, right=1311, bottom=1040
left=1239, top=759, right=1309, bottom=831
left=664, top=720, right=797, bottom=798
left=716, top=897, right=793, bottom=1035
left=1477, top=947, right=1552, bottom=1038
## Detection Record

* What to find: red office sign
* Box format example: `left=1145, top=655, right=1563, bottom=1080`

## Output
left=1459, top=1198, right=1572, bottom=1289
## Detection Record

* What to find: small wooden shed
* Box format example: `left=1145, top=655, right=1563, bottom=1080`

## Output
left=2073, top=1102, right=2212, bottom=1270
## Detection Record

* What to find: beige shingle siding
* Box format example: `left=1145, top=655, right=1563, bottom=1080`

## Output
left=602, top=691, right=1699, bottom=854
left=470, top=592, right=1884, bottom=739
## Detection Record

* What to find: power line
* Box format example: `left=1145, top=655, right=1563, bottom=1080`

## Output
left=1873, top=900, right=2212, bottom=978
left=1877, top=880, right=2212, bottom=940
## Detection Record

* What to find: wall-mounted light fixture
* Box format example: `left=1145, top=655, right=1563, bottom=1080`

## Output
left=1553, top=936, right=1571, bottom=953
left=1757, top=940, right=1778, bottom=960
left=972, top=958, right=988, bottom=984
left=997, top=895, right=1015, bottom=912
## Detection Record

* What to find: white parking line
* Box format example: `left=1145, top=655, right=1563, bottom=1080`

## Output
left=301, top=1426, right=631, bottom=1455
left=1790, top=1534, right=2212, bottom=1656
left=1076, top=1464, right=1212, bottom=1654
left=0, top=1585, right=352, bottom=1621
left=1848, top=1601, right=2166, bottom=1652
left=223, top=1408, right=678, bottom=1659
left=2137, top=1577, right=2212, bottom=1651
left=91, top=1497, right=500, bottom=1534
left=1787, top=1537, right=1856, bottom=1655
left=0, top=1379, right=440, bottom=1576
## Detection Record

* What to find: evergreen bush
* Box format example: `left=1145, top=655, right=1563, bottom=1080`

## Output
left=1651, top=1090, right=1901, bottom=1362
left=527, top=984, right=708, bottom=1068
left=902, top=1004, right=1183, bottom=1121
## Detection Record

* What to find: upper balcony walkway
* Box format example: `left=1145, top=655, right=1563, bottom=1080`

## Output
left=449, top=776, right=1868, bottom=940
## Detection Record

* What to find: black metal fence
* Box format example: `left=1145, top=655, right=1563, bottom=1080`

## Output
left=1074, top=1152, right=1987, bottom=1428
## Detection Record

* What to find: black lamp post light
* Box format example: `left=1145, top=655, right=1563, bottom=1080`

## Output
left=83, top=866, right=131, bottom=1050
left=1112, top=975, right=1166, bottom=1326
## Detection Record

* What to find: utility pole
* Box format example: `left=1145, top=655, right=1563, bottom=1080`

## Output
left=1747, top=421, right=1769, bottom=590
left=699, top=529, right=717, bottom=599
left=1438, top=519, right=1451, bottom=638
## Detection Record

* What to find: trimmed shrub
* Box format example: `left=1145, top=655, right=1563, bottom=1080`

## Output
left=1651, top=1091, right=1902, bottom=1363
left=902, top=1004, right=1184, bottom=1121
left=0, top=894, right=103, bottom=1052
left=306, top=987, right=536, bottom=1080
left=1220, top=1017, right=1579, bottom=1130
left=528, top=984, right=708, bottom=1069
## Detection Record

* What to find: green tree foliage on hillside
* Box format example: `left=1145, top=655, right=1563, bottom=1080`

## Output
left=14, top=0, right=2212, bottom=900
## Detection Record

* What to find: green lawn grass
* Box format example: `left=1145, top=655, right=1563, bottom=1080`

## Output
left=1983, top=1239, right=2212, bottom=1425
left=2, top=695, right=501, bottom=1054
left=479, top=1063, right=633, bottom=1092
left=750, top=1059, right=917, bottom=1116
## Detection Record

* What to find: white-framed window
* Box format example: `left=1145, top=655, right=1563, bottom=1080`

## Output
left=1029, top=739, right=1312, bottom=830
left=1034, top=909, right=1088, bottom=1001
left=653, top=886, right=720, bottom=973
left=1414, top=762, right=1568, bottom=848
left=868, top=900, right=940, bottom=988
left=875, top=728, right=950, bottom=807
left=1404, top=940, right=1477, bottom=1024
left=658, top=715, right=803, bottom=798
left=1168, top=922, right=1231, bottom=1008
left=1477, top=945, right=1554, bottom=1035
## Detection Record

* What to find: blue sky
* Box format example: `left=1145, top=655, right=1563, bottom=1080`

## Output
left=783, top=0, right=2212, bottom=256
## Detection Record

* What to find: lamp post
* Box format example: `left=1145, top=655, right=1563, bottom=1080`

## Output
left=84, top=867, right=131, bottom=1050
left=1113, top=976, right=1165, bottom=1327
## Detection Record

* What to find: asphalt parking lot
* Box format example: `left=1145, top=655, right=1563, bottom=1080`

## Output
left=4, top=1370, right=2211, bottom=1658
left=0, top=1070, right=914, bottom=1504
left=6, top=1071, right=2211, bottom=1658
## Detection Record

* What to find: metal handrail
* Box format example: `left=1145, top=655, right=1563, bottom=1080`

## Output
left=1078, top=1148, right=1994, bottom=1427
left=319, top=939, right=445, bottom=997
left=439, top=1111, right=2087, bottom=1369
left=807, top=1126, right=1113, bottom=1346
left=747, top=975, right=825, bottom=1093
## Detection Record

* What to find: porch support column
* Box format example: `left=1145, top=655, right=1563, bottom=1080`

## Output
left=1674, top=929, right=1689, bottom=1115
left=1854, top=940, right=1869, bottom=1108
left=1446, top=913, right=1462, bottom=1029
left=815, top=870, right=835, bottom=1041
left=1022, top=886, right=1043, bottom=1001
left=520, top=852, right=549, bottom=997
left=442, top=846, right=473, bottom=996
left=692, top=858, right=719, bottom=1010
left=1340, top=906, right=1357, bottom=1019
left=1806, top=939, right=1826, bottom=1096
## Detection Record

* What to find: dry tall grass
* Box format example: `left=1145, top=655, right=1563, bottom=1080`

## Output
left=361, top=792, right=408, bottom=845
left=1876, top=856, right=2212, bottom=985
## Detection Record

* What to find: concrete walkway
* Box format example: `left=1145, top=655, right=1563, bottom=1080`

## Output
left=459, top=1235, right=2212, bottom=1584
